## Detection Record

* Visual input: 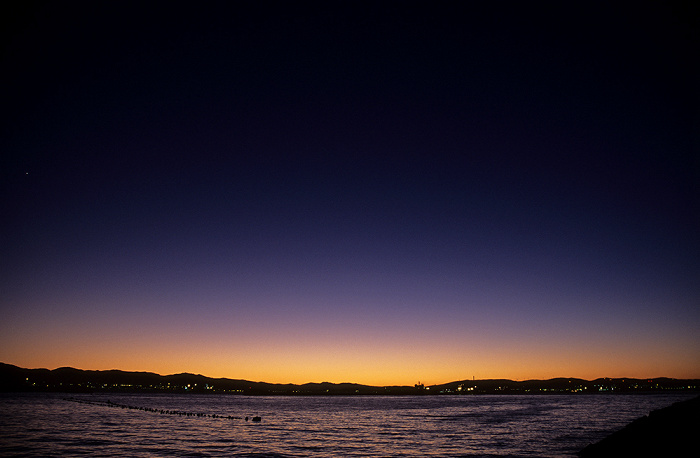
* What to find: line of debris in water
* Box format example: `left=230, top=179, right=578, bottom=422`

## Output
left=64, top=397, right=262, bottom=422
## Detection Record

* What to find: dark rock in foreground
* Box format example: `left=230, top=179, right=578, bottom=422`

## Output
left=578, top=395, right=700, bottom=457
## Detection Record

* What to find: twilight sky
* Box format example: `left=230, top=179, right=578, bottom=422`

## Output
left=2, top=1, right=698, bottom=385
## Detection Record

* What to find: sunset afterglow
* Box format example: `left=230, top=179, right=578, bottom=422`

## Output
left=2, top=2, right=698, bottom=386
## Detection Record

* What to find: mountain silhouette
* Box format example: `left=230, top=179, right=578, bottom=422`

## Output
left=2, top=363, right=698, bottom=395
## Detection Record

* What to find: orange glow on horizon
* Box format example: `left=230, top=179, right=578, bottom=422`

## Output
left=3, top=292, right=698, bottom=386
left=4, top=339, right=699, bottom=387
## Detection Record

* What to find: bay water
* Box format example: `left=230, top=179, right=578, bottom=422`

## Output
left=0, top=392, right=694, bottom=457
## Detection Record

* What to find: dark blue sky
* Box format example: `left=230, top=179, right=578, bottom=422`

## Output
left=2, top=1, right=698, bottom=383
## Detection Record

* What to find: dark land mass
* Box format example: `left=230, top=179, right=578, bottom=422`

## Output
left=2, top=363, right=698, bottom=395
left=578, top=395, right=700, bottom=457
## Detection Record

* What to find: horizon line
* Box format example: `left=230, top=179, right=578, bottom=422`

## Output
left=3, top=362, right=698, bottom=387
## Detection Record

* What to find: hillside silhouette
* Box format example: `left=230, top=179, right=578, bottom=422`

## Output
left=2, top=363, right=698, bottom=395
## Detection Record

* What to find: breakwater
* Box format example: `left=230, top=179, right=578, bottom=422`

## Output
left=64, top=397, right=262, bottom=422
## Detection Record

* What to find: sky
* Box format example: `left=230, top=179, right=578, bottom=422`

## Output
left=2, top=1, right=698, bottom=386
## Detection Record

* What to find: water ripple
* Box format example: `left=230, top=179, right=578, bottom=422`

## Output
left=0, top=393, right=695, bottom=457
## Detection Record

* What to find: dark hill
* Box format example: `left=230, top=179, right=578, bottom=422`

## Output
left=1, top=363, right=698, bottom=395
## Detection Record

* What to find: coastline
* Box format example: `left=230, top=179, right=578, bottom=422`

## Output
left=578, top=395, right=700, bottom=457
left=3, top=363, right=698, bottom=395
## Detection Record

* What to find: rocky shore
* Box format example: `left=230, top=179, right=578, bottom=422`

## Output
left=578, top=395, right=700, bottom=457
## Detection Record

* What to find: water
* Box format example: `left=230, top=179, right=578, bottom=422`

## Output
left=0, top=392, right=695, bottom=457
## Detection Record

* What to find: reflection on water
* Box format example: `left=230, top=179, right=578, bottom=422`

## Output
left=0, top=393, right=694, bottom=457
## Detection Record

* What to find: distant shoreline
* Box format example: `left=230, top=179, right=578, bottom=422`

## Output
left=2, top=363, right=699, bottom=396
